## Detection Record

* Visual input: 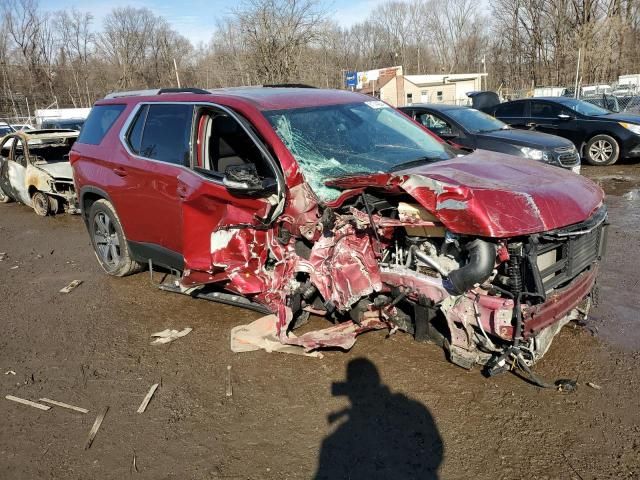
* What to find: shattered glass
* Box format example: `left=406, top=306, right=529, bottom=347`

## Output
left=264, top=102, right=454, bottom=202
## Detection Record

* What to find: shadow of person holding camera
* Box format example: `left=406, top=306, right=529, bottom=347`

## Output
left=314, top=358, right=443, bottom=479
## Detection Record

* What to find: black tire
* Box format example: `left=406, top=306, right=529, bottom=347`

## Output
left=32, top=191, right=53, bottom=216
left=584, top=134, right=619, bottom=166
left=0, top=185, right=12, bottom=203
left=88, top=199, right=143, bottom=276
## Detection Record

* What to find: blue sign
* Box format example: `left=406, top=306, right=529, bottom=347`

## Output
left=345, top=71, right=357, bottom=88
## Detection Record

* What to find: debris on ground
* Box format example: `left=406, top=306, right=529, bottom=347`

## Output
left=5, top=370, right=16, bottom=375
left=9, top=265, right=18, bottom=270
left=555, top=379, right=578, bottom=393
left=5, top=395, right=51, bottom=410
left=150, top=328, right=192, bottom=345
left=85, top=406, right=109, bottom=450
left=0, top=252, right=7, bottom=261
left=230, top=314, right=323, bottom=358
left=226, top=366, right=232, bottom=397
left=136, top=384, right=159, bottom=413
left=59, top=280, right=83, bottom=294
left=39, top=397, right=89, bottom=413
left=586, top=382, right=602, bottom=390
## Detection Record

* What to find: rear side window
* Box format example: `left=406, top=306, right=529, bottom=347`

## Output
left=135, top=104, right=193, bottom=166
left=77, top=104, right=126, bottom=144
left=495, top=102, right=525, bottom=117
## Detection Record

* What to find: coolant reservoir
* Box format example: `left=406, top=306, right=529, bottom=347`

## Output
left=397, top=202, right=446, bottom=237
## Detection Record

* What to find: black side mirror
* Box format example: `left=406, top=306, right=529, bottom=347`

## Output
left=557, top=113, right=572, bottom=121
left=223, top=164, right=276, bottom=196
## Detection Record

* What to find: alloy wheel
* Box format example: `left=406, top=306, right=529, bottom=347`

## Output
left=93, top=211, right=121, bottom=268
left=588, top=139, right=613, bottom=163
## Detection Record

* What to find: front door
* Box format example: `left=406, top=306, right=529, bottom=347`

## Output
left=179, top=107, right=280, bottom=294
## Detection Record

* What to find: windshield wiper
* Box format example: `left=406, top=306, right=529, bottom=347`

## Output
left=388, top=156, right=443, bottom=172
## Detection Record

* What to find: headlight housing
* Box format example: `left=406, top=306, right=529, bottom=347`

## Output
left=619, top=122, right=640, bottom=136
left=519, top=146, right=547, bottom=161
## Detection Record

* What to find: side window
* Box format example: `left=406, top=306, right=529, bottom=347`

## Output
left=139, top=104, right=194, bottom=166
left=417, top=113, right=453, bottom=136
left=77, top=104, right=126, bottom=145
left=13, top=138, right=28, bottom=167
left=495, top=102, right=525, bottom=117
left=531, top=101, right=563, bottom=118
left=126, top=105, right=149, bottom=154
left=195, top=109, right=273, bottom=178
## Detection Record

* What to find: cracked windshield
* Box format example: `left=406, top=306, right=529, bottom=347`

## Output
left=264, top=101, right=456, bottom=201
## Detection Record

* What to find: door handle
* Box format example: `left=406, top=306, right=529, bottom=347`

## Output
left=177, top=184, right=188, bottom=199
left=113, top=167, right=127, bottom=177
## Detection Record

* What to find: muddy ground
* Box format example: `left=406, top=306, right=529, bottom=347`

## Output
left=1, top=164, right=639, bottom=479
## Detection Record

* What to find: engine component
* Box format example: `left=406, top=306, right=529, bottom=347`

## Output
left=447, top=239, right=496, bottom=295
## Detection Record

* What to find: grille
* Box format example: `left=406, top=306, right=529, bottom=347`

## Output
left=553, top=146, right=580, bottom=167
left=535, top=224, right=604, bottom=291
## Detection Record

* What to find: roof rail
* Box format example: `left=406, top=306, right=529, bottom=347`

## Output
left=263, top=83, right=317, bottom=89
left=104, top=87, right=211, bottom=99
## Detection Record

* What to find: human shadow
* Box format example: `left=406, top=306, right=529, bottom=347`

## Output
left=314, top=358, right=443, bottom=479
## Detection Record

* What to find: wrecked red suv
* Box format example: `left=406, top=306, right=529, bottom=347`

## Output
left=71, top=87, right=607, bottom=375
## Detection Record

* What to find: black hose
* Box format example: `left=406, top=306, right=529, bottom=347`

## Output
left=447, top=239, right=496, bottom=295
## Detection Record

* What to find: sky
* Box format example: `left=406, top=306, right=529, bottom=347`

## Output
left=42, top=0, right=388, bottom=46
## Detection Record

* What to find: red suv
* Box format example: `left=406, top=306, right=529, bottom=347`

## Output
left=71, top=87, right=607, bottom=375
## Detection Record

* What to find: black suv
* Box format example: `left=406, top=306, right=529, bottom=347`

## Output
left=479, top=95, right=640, bottom=166
left=400, top=104, right=581, bottom=172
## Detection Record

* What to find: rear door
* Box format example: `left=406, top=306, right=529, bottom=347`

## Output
left=112, top=103, right=194, bottom=267
left=493, top=101, right=528, bottom=129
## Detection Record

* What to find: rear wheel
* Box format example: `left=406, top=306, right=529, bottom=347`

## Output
left=88, top=199, right=142, bottom=276
left=585, top=134, right=619, bottom=165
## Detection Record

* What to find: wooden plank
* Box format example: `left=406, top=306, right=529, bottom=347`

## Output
left=59, top=280, right=83, bottom=294
left=84, top=406, right=109, bottom=450
left=136, top=383, right=159, bottom=414
left=5, top=395, right=51, bottom=411
left=39, top=397, right=89, bottom=414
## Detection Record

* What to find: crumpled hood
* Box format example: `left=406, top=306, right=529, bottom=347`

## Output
left=326, top=150, right=604, bottom=238
left=35, top=161, right=73, bottom=180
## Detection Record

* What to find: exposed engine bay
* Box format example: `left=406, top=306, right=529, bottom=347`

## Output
left=177, top=177, right=607, bottom=381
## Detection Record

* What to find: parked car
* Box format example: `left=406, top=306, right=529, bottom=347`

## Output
left=0, top=129, right=79, bottom=215
left=476, top=94, right=640, bottom=165
left=399, top=104, right=581, bottom=173
left=0, top=122, right=14, bottom=137
left=71, top=87, right=607, bottom=375
left=40, top=118, right=85, bottom=131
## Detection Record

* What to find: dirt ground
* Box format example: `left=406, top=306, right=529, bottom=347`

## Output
left=1, top=164, right=639, bottom=479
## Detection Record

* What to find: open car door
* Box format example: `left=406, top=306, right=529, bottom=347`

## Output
left=178, top=106, right=283, bottom=296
